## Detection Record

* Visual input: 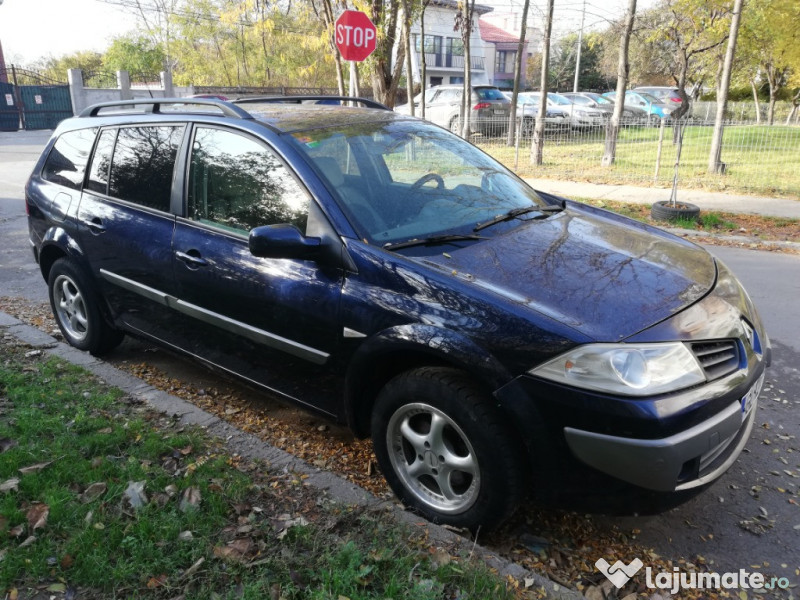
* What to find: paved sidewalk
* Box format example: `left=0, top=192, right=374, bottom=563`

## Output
left=525, top=178, right=800, bottom=220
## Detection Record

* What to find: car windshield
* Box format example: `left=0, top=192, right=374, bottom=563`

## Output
left=517, top=94, right=540, bottom=105
left=548, top=94, right=571, bottom=105
left=289, top=120, right=548, bottom=247
left=569, top=95, right=592, bottom=105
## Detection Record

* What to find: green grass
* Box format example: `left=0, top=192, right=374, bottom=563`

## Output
left=482, top=123, right=800, bottom=198
left=0, top=340, right=521, bottom=599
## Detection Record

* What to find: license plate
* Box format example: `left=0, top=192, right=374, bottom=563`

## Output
left=741, top=373, right=764, bottom=421
left=493, top=109, right=505, bottom=115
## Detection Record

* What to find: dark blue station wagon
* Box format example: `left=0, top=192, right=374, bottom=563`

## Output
left=26, top=98, right=770, bottom=530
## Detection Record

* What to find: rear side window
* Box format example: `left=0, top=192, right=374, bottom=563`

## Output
left=86, top=125, right=184, bottom=212
left=41, top=128, right=97, bottom=190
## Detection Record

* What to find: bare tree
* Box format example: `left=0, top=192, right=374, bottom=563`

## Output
left=708, top=0, right=744, bottom=174
left=455, top=0, right=477, bottom=137
left=110, top=0, right=180, bottom=74
left=531, top=0, right=554, bottom=166
left=402, top=0, right=415, bottom=115
left=311, top=0, right=346, bottom=95
left=419, top=0, right=431, bottom=118
left=601, top=0, right=636, bottom=167
left=506, top=0, right=530, bottom=146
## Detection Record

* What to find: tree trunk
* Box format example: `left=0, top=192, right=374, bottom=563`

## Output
left=602, top=0, right=637, bottom=167
left=459, top=0, right=476, bottom=138
left=403, top=0, right=415, bottom=115
left=531, top=0, right=554, bottom=166
left=506, top=0, right=530, bottom=146
left=420, top=1, right=429, bottom=118
left=751, top=79, right=761, bottom=124
left=786, top=90, right=800, bottom=125
left=708, top=0, right=743, bottom=175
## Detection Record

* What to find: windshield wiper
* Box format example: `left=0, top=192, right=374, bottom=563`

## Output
left=383, top=233, right=487, bottom=251
left=473, top=203, right=564, bottom=232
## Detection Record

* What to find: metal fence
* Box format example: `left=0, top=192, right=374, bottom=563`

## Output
left=468, top=108, right=800, bottom=199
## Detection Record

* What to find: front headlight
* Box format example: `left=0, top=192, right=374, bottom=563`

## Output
left=529, top=343, right=706, bottom=396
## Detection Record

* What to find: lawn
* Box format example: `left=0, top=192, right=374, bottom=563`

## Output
left=481, top=123, right=800, bottom=198
left=0, top=339, right=525, bottom=599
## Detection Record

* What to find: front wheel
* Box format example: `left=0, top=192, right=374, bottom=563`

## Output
left=48, top=258, right=124, bottom=355
left=371, top=367, right=525, bottom=531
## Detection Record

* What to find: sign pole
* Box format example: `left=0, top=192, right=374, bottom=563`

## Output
left=349, top=60, right=360, bottom=99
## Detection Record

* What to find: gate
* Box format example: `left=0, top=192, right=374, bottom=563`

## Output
left=0, top=66, right=73, bottom=131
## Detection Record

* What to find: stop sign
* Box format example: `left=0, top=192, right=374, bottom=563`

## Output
left=335, top=10, right=377, bottom=62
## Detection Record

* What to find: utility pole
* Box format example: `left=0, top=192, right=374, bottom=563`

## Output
left=572, top=0, right=585, bottom=93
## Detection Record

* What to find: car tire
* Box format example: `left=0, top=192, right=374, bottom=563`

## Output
left=650, top=200, right=701, bottom=222
left=448, top=116, right=461, bottom=135
left=48, top=258, right=124, bottom=356
left=521, top=117, right=535, bottom=138
left=371, top=367, right=524, bottom=531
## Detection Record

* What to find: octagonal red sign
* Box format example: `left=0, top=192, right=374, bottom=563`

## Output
left=335, top=10, right=377, bottom=62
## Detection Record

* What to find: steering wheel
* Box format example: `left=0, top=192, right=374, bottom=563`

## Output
left=410, top=173, right=445, bottom=191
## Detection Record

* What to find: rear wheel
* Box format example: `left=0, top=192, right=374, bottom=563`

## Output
left=448, top=116, right=461, bottom=135
left=48, top=258, right=123, bottom=356
left=371, top=367, right=524, bottom=531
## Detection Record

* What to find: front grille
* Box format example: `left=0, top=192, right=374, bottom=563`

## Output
left=689, top=340, right=739, bottom=380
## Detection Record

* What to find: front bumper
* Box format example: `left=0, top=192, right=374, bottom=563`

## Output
left=564, top=372, right=763, bottom=491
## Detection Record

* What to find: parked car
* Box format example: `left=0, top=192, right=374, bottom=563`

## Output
left=634, top=86, right=685, bottom=106
left=561, top=92, right=637, bottom=120
left=541, top=92, right=608, bottom=128
left=395, top=84, right=510, bottom=136
left=504, top=91, right=569, bottom=135
left=27, top=97, right=770, bottom=531
left=603, top=90, right=675, bottom=123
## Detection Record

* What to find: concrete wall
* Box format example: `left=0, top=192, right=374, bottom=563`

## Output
left=68, top=69, right=193, bottom=115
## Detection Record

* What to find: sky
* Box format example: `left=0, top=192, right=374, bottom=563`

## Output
left=0, top=0, right=648, bottom=66
left=0, top=0, right=134, bottom=65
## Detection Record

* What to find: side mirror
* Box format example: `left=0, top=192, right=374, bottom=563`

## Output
left=249, top=224, right=321, bottom=260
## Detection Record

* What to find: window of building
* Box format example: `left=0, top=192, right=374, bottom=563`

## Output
left=495, top=50, right=516, bottom=73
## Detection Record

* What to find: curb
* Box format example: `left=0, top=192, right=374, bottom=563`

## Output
left=0, top=310, right=585, bottom=600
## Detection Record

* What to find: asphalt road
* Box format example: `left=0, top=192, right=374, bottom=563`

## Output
left=1, top=130, right=799, bottom=591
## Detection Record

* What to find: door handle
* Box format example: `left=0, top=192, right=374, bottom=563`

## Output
left=175, top=250, right=208, bottom=269
left=81, top=218, right=106, bottom=234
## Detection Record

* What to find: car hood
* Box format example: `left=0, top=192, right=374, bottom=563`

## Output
left=413, top=206, right=716, bottom=341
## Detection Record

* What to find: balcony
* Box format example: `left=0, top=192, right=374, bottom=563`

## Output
left=423, top=52, right=484, bottom=70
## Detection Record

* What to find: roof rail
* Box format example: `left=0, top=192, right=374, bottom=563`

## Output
left=79, top=98, right=254, bottom=120
left=234, top=96, right=391, bottom=111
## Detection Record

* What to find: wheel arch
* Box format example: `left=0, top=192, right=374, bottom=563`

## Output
left=343, top=324, right=513, bottom=438
left=38, top=227, right=87, bottom=282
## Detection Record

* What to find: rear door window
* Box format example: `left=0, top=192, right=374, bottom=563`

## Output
left=109, top=126, right=184, bottom=212
left=85, top=125, right=184, bottom=212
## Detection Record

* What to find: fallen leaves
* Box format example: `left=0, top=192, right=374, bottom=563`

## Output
left=179, top=486, right=202, bottom=512
left=0, top=477, right=20, bottom=493
left=79, top=482, right=107, bottom=504
left=18, top=459, right=54, bottom=475
left=123, top=480, right=148, bottom=510
left=26, top=503, right=49, bottom=531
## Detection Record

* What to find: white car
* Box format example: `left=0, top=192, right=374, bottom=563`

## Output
left=505, top=92, right=569, bottom=135
left=522, top=92, right=608, bottom=129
